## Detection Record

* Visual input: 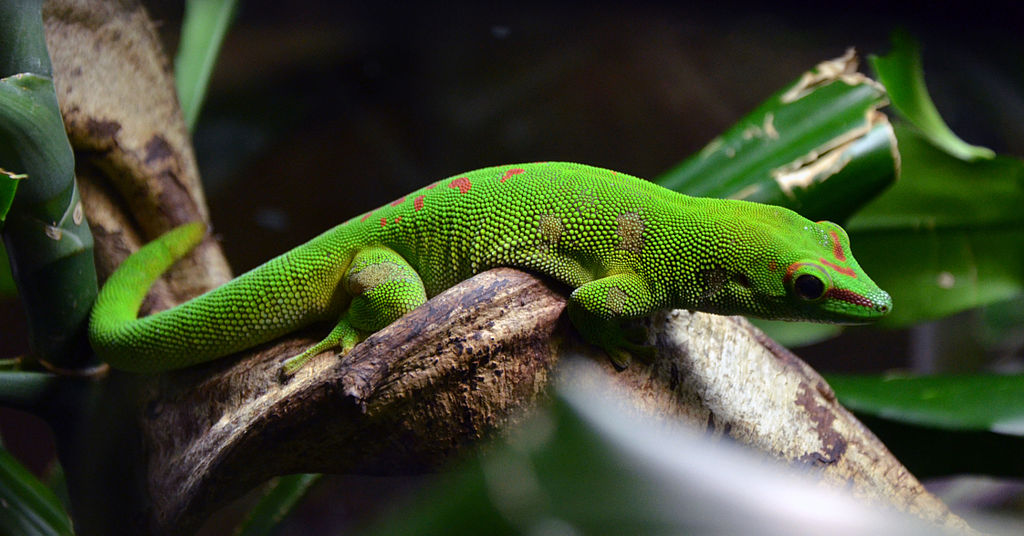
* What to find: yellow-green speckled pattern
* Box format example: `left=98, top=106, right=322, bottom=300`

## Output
left=89, top=162, right=891, bottom=373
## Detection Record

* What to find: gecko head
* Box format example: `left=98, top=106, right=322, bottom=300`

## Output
left=760, top=220, right=891, bottom=323
left=691, top=207, right=891, bottom=324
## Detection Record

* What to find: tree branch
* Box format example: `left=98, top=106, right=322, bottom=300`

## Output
left=133, top=268, right=973, bottom=535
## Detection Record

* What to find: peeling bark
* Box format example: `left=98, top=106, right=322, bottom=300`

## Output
left=142, top=268, right=565, bottom=533
left=43, top=0, right=232, bottom=300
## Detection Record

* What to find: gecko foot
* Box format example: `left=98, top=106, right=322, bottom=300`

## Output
left=278, top=320, right=361, bottom=380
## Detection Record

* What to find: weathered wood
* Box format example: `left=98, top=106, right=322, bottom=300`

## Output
left=143, top=268, right=566, bottom=534
left=44, top=0, right=232, bottom=300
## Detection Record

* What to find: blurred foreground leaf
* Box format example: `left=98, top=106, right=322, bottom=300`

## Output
left=236, top=473, right=320, bottom=536
left=0, top=445, right=73, bottom=536
left=364, top=361, right=936, bottom=536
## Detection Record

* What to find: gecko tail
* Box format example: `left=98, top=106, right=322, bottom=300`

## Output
left=88, top=221, right=207, bottom=363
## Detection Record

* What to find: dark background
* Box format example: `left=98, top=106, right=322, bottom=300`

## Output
left=2, top=1, right=1023, bottom=532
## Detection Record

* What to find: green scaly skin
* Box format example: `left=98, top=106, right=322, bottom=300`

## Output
left=88, top=162, right=892, bottom=375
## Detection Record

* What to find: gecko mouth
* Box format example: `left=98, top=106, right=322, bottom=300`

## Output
left=824, top=288, right=873, bottom=308
left=825, top=287, right=892, bottom=318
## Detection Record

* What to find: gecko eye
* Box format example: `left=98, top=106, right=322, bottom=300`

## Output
left=732, top=272, right=752, bottom=289
left=794, top=274, right=826, bottom=301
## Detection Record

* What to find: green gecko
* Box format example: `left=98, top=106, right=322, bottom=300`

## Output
left=89, top=162, right=891, bottom=376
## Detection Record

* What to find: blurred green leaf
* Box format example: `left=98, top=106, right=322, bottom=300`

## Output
left=870, top=31, right=994, bottom=161
left=236, top=474, right=321, bottom=536
left=828, top=373, right=1024, bottom=436
left=848, top=124, right=1024, bottom=327
left=0, top=445, right=73, bottom=536
left=175, top=0, right=238, bottom=131
left=656, top=49, right=896, bottom=224
left=0, top=244, right=16, bottom=298
left=363, top=362, right=936, bottom=535
left=0, top=169, right=19, bottom=223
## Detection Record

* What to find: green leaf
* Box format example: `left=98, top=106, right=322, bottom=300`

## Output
left=174, top=0, right=238, bottom=131
left=0, top=245, right=16, bottom=298
left=0, top=445, right=73, bottom=536
left=827, top=373, right=1024, bottom=435
left=363, top=363, right=935, bottom=535
left=847, top=124, right=1024, bottom=327
left=236, top=474, right=320, bottom=536
left=656, top=49, right=896, bottom=224
left=870, top=31, right=994, bottom=161
left=0, top=168, right=19, bottom=223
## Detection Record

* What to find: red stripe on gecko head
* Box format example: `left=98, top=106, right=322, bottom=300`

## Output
left=500, top=167, right=525, bottom=183
left=449, top=177, right=472, bottom=194
left=819, top=258, right=856, bottom=278
left=389, top=196, right=405, bottom=207
left=414, top=194, right=425, bottom=211
left=829, top=230, right=846, bottom=261
left=783, top=262, right=801, bottom=284
left=825, top=288, right=873, bottom=308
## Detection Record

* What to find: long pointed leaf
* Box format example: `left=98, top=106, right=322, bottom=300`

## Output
left=175, top=0, right=238, bottom=130
left=870, top=31, right=994, bottom=161
left=0, top=446, right=73, bottom=536
left=828, top=373, right=1024, bottom=436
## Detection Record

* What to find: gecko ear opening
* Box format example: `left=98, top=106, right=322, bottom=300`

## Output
left=732, top=272, right=752, bottom=289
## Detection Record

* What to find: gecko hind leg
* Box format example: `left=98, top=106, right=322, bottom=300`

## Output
left=279, top=246, right=427, bottom=378
left=279, top=319, right=361, bottom=378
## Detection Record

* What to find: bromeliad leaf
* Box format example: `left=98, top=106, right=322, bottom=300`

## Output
left=828, top=373, right=1024, bottom=436
left=870, top=31, right=995, bottom=162
left=847, top=124, right=1024, bottom=328
left=656, top=49, right=897, bottom=225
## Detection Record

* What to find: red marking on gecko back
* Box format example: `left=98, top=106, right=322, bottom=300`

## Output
left=414, top=195, right=425, bottom=211
left=820, top=258, right=857, bottom=278
left=825, top=288, right=874, bottom=308
left=449, top=177, right=472, bottom=194
left=380, top=217, right=387, bottom=227
left=394, top=216, right=401, bottom=223
left=390, top=196, right=405, bottom=207
left=829, top=230, right=846, bottom=261
left=425, top=183, right=437, bottom=190
left=500, top=167, right=525, bottom=183
left=360, top=212, right=372, bottom=222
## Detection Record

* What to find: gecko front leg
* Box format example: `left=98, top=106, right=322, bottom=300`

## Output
left=567, top=272, right=657, bottom=369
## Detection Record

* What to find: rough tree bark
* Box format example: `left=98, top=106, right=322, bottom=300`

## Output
left=40, top=0, right=976, bottom=535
